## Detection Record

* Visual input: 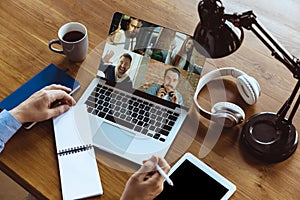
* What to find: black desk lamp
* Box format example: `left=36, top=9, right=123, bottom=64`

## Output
left=193, top=0, right=299, bottom=162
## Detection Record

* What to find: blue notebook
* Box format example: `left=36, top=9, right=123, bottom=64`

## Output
left=0, top=63, right=80, bottom=110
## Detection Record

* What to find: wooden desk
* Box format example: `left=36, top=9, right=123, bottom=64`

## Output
left=1, top=0, right=299, bottom=199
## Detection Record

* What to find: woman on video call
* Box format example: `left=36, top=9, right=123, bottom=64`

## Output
left=165, top=36, right=195, bottom=72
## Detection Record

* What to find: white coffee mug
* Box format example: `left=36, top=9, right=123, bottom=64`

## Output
left=49, top=22, right=88, bottom=62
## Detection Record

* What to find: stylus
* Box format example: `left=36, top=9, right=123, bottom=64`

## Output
left=156, top=164, right=174, bottom=186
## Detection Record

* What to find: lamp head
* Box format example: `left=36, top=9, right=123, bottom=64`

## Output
left=193, top=0, right=244, bottom=58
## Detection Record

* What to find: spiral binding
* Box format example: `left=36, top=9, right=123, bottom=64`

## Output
left=58, top=144, right=93, bottom=156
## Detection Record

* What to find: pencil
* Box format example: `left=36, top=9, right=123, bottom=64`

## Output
left=156, top=164, right=174, bottom=186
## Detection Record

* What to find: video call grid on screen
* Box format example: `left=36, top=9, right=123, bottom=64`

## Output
left=98, top=12, right=205, bottom=108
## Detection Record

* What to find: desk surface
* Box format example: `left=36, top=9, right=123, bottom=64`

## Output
left=1, top=0, right=300, bottom=199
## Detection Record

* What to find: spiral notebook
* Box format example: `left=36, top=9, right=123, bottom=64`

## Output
left=53, top=105, right=103, bottom=200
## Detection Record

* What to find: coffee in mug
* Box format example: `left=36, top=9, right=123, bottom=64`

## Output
left=63, top=31, right=85, bottom=42
left=49, top=22, right=88, bottom=62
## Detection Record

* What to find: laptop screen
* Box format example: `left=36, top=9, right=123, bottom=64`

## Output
left=97, top=12, right=205, bottom=109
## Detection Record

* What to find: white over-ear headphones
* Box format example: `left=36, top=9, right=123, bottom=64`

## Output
left=193, top=67, right=261, bottom=127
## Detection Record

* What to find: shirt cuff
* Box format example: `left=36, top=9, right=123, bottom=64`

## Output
left=0, top=109, right=22, bottom=143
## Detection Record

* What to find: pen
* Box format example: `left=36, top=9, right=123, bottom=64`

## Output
left=51, top=89, right=76, bottom=108
left=156, top=164, right=174, bottom=186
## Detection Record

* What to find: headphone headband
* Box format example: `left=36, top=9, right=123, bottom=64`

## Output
left=193, top=67, right=246, bottom=120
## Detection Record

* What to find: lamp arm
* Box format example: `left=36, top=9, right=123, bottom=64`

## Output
left=224, top=11, right=300, bottom=79
left=276, top=80, right=300, bottom=126
left=224, top=11, right=300, bottom=125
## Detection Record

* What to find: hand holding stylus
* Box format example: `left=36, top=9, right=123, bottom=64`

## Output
left=121, top=156, right=171, bottom=200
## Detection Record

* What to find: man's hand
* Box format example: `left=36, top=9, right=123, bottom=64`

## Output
left=9, top=84, right=76, bottom=124
left=121, top=156, right=170, bottom=200
left=168, top=90, right=179, bottom=104
left=102, top=50, right=115, bottom=64
left=156, top=87, right=167, bottom=98
left=164, top=85, right=178, bottom=104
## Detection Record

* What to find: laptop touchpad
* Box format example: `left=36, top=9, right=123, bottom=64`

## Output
left=93, top=122, right=134, bottom=153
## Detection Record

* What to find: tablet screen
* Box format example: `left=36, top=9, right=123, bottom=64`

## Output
left=155, top=159, right=229, bottom=199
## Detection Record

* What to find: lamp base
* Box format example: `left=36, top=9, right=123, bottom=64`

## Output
left=241, top=112, right=298, bottom=163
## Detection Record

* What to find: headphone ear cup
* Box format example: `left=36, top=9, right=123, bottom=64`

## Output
left=236, top=75, right=260, bottom=105
left=211, top=102, right=245, bottom=127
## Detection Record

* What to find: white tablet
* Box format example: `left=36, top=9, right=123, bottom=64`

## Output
left=155, top=152, right=236, bottom=200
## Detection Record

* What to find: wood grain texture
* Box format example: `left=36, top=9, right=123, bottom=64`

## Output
left=0, top=0, right=299, bottom=199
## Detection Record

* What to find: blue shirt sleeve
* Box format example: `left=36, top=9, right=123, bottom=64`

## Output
left=0, top=110, right=22, bottom=153
left=145, top=84, right=160, bottom=96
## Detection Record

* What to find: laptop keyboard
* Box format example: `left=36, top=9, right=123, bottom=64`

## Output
left=84, top=83, right=180, bottom=142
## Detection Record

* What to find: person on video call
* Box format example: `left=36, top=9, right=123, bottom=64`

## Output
left=146, top=67, right=183, bottom=105
left=107, top=16, right=142, bottom=51
left=99, top=50, right=133, bottom=88
left=165, top=36, right=196, bottom=73
left=0, top=84, right=170, bottom=200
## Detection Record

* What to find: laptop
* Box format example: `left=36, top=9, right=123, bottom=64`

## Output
left=77, top=12, right=204, bottom=164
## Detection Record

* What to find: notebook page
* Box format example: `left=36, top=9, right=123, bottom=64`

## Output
left=57, top=149, right=103, bottom=199
left=53, top=105, right=92, bottom=152
left=53, top=105, right=103, bottom=199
